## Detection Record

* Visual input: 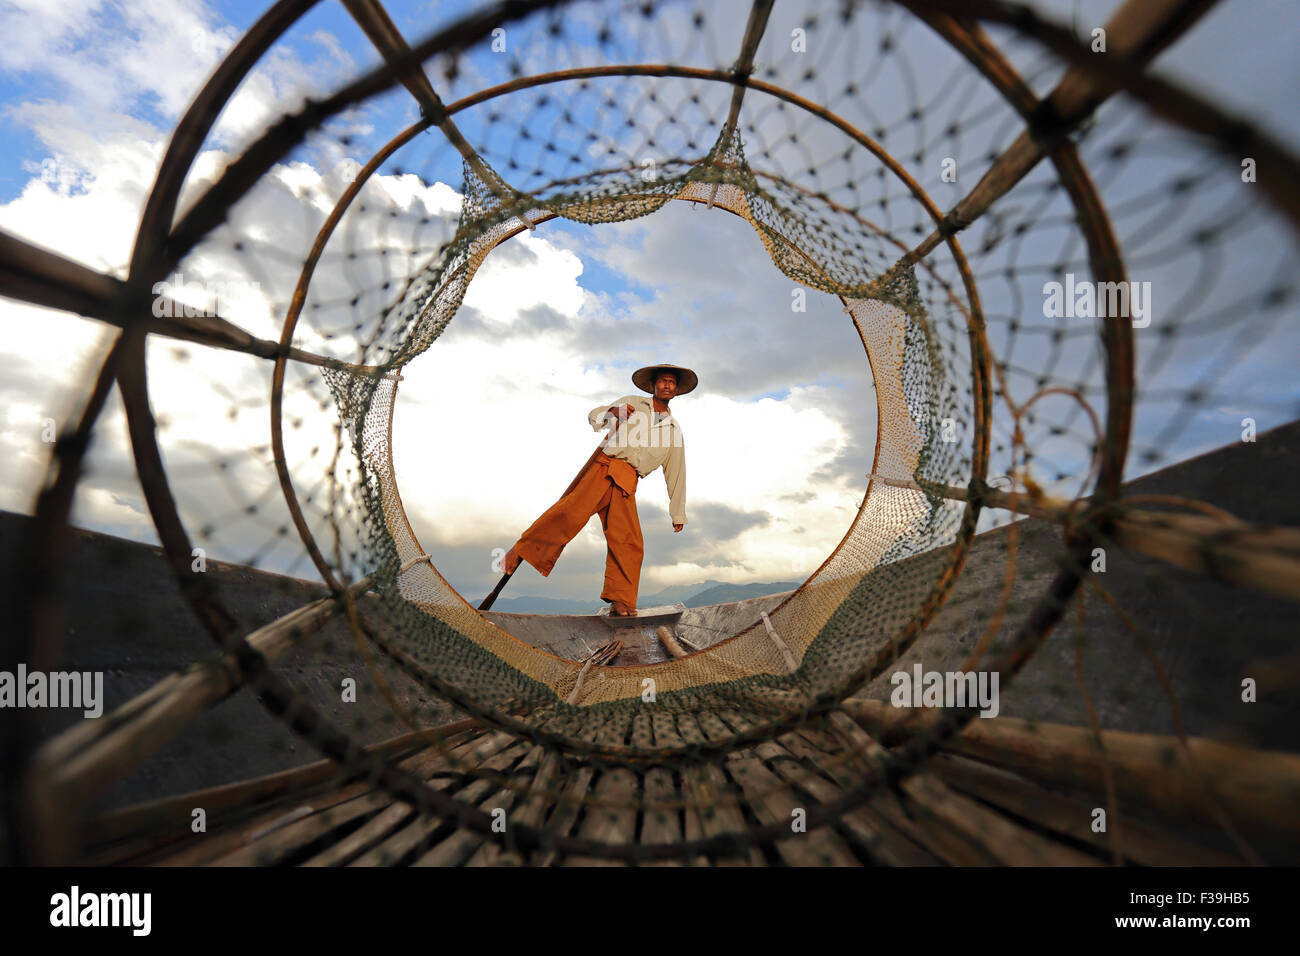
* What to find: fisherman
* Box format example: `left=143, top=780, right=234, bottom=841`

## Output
left=494, top=364, right=694, bottom=617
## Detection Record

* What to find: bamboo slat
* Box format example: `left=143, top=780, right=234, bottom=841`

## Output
left=300, top=800, right=417, bottom=867
left=464, top=744, right=550, bottom=866
left=204, top=735, right=499, bottom=867
left=826, top=710, right=1098, bottom=866
left=676, top=712, right=765, bottom=866
left=723, top=749, right=860, bottom=866
left=353, top=739, right=532, bottom=866
left=777, top=729, right=944, bottom=865
left=649, top=712, right=708, bottom=867
left=85, top=721, right=481, bottom=852
left=210, top=791, right=397, bottom=867
left=563, top=717, right=640, bottom=866
left=414, top=744, right=544, bottom=866
left=713, top=708, right=927, bottom=865
left=531, top=717, right=605, bottom=867
left=753, top=736, right=938, bottom=866
left=930, top=753, right=1242, bottom=866
left=143, top=733, right=487, bottom=866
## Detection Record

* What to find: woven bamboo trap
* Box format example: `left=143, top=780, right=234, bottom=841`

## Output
left=2, top=0, right=1299, bottom=866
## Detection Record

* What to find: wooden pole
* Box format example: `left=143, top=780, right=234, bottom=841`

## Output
left=477, top=569, right=514, bottom=611
left=869, top=473, right=1300, bottom=603
left=479, top=439, right=610, bottom=611
left=842, top=698, right=1300, bottom=843
left=657, top=626, right=690, bottom=659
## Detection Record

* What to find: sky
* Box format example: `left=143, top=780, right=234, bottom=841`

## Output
left=1, top=0, right=1296, bottom=605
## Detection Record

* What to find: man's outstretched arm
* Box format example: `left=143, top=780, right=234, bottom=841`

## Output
left=664, top=438, right=686, bottom=531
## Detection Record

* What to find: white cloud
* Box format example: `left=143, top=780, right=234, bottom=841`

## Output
left=460, top=229, right=586, bottom=325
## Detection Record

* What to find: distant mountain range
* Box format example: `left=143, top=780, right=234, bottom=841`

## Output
left=682, top=580, right=800, bottom=607
left=482, top=578, right=801, bottom=614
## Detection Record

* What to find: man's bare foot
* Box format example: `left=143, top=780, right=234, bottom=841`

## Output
left=504, top=546, right=522, bottom=574
left=610, top=600, right=637, bottom=617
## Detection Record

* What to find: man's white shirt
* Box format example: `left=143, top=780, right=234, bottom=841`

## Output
left=588, top=394, right=687, bottom=526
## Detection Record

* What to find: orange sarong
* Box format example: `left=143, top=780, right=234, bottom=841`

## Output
left=511, top=451, right=644, bottom=606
